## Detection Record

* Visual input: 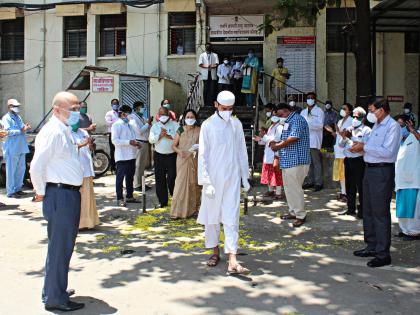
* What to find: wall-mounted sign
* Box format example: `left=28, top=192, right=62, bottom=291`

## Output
left=277, top=36, right=316, bottom=94
left=387, top=95, right=404, bottom=102
left=209, top=15, right=264, bottom=42
left=92, top=77, right=114, bottom=92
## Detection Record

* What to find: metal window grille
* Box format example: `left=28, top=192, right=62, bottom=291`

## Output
left=63, top=16, right=87, bottom=58
left=168, top=12, right=196, bottom=55
left=326, top=8, right=356, bottom=53
left=100, top=14, right=127, bottom=56
left=0, top=18, right=24, bottom=61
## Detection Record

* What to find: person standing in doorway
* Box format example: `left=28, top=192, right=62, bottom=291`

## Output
left=231, top=58, right=243, bottom=106
left=241, top=49, right=260, bottom=107
left=2, top=99, right=30, bottom=198
left=199, top=43, right=219, bottom=107
left=301, top=92, right=325, bottom=191
left=270, top=57, right=289, bottom=103
left=149, top=106, right=179, bottom=208
left=352, top=99, right=401, bottom=268
left=105, top=99, right=120, bottom=172
left=217, top=56, right=232, bottom=92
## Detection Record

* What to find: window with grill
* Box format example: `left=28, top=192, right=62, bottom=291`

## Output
left=405, top=32, right=419, bottom=53
left=168, top=12, right=196, bottom=55
left=326, top=8, right=356, bottom=53
left=100, top=14, right=126, bottom=57
left=63, top=16, right=87, bottom=58
left=0, top=18, right=24, bottom=61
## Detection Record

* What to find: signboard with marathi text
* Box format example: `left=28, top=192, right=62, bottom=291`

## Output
left=209, top=15, right=264, bottom=42
left=387, top=95, right=404, bottom=102
left=277, top=36, right=316, bottom=94
left=92, top=77, right=114, bottom=93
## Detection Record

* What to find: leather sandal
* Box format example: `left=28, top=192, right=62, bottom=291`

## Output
left=281, top=214, right=296, bottom=220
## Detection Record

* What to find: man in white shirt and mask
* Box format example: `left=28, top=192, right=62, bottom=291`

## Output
left=149, top=106, right=179, bottom=207
left=217, top=56, right=232, bottom=92
left=198, top=90, right=251, bottom=275
left=199, top=43, right=219, bottom=107
left=301, top=92, right=325, bottom=191
left=30, top=92, right=85, bottom=312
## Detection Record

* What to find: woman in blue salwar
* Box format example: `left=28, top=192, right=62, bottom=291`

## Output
left=241, top=49, right=260, bottom=107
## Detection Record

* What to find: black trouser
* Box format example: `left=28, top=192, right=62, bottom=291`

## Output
left=108, top=133, right=116, bottom=171
left=154, top=152, right=177, bottom=207
left=116, top=159, right=136, bottom=200
left=362, top=164, right=394, bottom=259
left=203, top=72, right=216, bottom=107
left=218, top=83, right=232, bottom=93
left=232, top=78, right=244, bottom=106
left=344, top=156, right=365, bottom=216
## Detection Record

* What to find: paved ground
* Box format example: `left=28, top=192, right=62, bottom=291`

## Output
left=1, top=174, right=419, bottom=315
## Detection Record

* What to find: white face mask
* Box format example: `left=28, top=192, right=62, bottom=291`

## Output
left=352, top=117, right=362, bottom=128
left=271, top=116, right=280, bottom=123
left=307, top=99, right=315, bottom=106
left=340, top=109, right=347, bottom=118
left=218, top=110, right=232, bottom=121
left=367, top=112, right=378, bottom=124
left=325, top=104, right=332, bottom=110
left=224, top=60, right=229, bottom=65
left=404, top=108, right=410, bottom=114
left=11, top=107, right=20, bottom=113
left=278, top=117, right=287, bottom=125
left=289, top=101, right=296, bottom=107
left=185, top=118, right=196, bottom=126
left=159, top=115, right=169, bottom=123
left=266, top=112, right=272, bottom=118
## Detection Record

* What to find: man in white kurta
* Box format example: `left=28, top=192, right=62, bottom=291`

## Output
left=197, top=90, right=251, bottom=274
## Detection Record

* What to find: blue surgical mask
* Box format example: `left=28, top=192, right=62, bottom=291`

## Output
left=66, top=111, right=80, bottom=126
left=112, top=104, right=119, bottom=111
left=139, top=108, right=146, bottom=114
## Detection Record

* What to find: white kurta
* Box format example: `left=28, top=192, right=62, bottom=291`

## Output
left=197, top=114, right=249, bottom=226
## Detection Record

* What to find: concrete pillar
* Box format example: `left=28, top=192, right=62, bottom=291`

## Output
left=127, top=6, right=145, bottom=75
left=86, top=13, right=98, bottom=65
left=315, top=8, right=328, bottom=102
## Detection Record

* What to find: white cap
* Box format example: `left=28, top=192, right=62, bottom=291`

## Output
left=217, top=90, right=235, bottom=106
left=7, top=99, right=21, bottom=106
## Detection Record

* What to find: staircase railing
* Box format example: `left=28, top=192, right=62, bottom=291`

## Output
left=184, top=73, right=203, bottom=115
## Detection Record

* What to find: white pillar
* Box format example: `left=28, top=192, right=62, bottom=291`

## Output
left=316, top=8, right=328, bottom=102
left=87, top=13, right=98, bottom=65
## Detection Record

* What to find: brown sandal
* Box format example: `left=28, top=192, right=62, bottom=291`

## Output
left=228, top=264, right=251, bottom=275
left=281, top=214, right=296, bottom=220
left=207, top=254, right=220, bottom=267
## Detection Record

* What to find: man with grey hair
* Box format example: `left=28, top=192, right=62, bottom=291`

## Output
left=30, top=91, right=85, bottom=312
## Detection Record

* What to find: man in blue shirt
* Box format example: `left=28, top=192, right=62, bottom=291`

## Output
left=271, top=103, right=311, bottom=227
left=2, top=99, right=30, bottom=198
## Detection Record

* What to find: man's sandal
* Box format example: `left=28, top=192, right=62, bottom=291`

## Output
left=207, top=254, right=220, bottom=267
left=227, top=264, right=251, bottom=275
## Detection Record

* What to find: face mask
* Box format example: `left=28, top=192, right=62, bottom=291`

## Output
left=235, top=61, right=241, bottom=67
left=340, top=109, right=347, bottom=118
left=271, top=116, right=280, bottom=123
left=65, top=110, right=80, bottom=126
left=185, top=118, right=196, bottom=126
left=218, top=110, right=232, bottom=121
left=122, top=117, right=129, bottom=123
left=71, top=122, right=79, bottom=132
left=163, top=104, right=171, bottom=110
left=307, top=99, right=315, bottom=107
left=367, top=112, right=378, bottom=124
left=325, top=104, right=332, bottom=110
left=278, top=117, right=287, bottom=125
left=289, top=101, right=296, bottom=107
left=266, top=112, right=272, bottom=118
left=159, top=115, right=169, bottom=124
left=277, top=63, right=283, bottom=67
left=80, top=107, right=87, bottom=114
left=401, top=126, right=410, bottom=139
left=248, top=53, right=254, bottom=58
left=352, top=117, right=362, bottom=128
left=404, top=108, right=410, bottom=114
left=224, top=60, right=229, bottom=65
left=11, top=107, right=20, bottom=113
left=139, top=108, right=146, bottom=114
left=112, top=104, right=119, bottom=111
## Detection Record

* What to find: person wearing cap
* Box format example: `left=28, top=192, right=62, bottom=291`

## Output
left=197, top=90, right=251, bottom=275
left=2, top=99, right=31, bottom=198
left=301, top=92, right=325, bottom=191
left=338, top=107, right=371, bottom=219
left=111, top=105, right=142, bottom=207
left=149, top=106, right=179, bottom=208
left=270, top=57, right=289, bottom=103
left=402, top=102, right=417, bottom=128
left=351, top=98, right=401, bottom=268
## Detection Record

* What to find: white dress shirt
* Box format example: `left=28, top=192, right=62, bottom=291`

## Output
left=339, top=124, right=372, bottom=158
left=149, top=120, right=179, bottom=154
left=217, top=64, right=232, bottom=84
left=111, top=119, right=138, bottom=162
left=105, top=110, right=119, bottom=133
left=301, top=105, right=325, bottom=150
left=71, top=129, right=95, bottom=178
left=334, top=117, right=353, bottom=159
left=198, top=51, right=219, bottom=81
left=364, top=115, right=402, bottom=163
left=129, top=113, right=150, bottom=141
left=30, top=115, right=83, bottom=195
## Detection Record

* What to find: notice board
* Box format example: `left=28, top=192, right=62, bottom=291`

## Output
left=277, top=36, right=316, bottom=94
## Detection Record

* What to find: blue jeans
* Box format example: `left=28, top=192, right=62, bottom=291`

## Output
left=5, top=153, right=26, bottom=196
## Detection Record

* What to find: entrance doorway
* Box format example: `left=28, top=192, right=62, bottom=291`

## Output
left=211, top=44, right=263, bottom=62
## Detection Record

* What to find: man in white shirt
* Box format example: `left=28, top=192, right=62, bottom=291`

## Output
left=300, top=92, right=325, bottom=191
left=30, top=92, right=85, bottom=312
left=217, top=57, right=232, bottom=92
left=199, top=43, right=219, bottom=107
left=105, top=98, right=120, bottom=172
left=130, top=101, right=153, bottom=191
left=149, top=106, right=179, bottom=207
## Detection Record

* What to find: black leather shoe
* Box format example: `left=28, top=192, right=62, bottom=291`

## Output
left=339, top=210, right=356, bottom=216
left=45, top=300, right=85, bottom=312
left=367, top=257, right=391, bottom=268
left=314, top=185, right=323, bottom=192
left=353, top=248, right=377, bottom=257
left=302, top=183, right=314, bottom=189
left=16, top=191, right=28, bottom=196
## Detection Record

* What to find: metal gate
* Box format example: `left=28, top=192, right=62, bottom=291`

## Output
left=119, top=76, right=150, bottom=110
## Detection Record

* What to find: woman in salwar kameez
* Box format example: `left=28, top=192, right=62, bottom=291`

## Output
left=170, top=110, right=201, bottom=219
left=241, top=48, right=260, bottom=107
